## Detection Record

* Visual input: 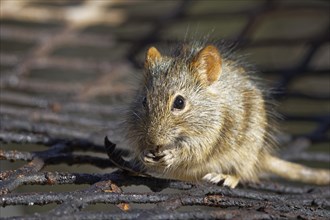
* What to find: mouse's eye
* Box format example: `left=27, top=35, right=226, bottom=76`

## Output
left=142, top=97, right=147, bottom=108
left=172, top=95, right=185, bottom=110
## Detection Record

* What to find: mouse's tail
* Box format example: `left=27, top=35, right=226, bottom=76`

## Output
left=263, top=154, right=330, bottom=185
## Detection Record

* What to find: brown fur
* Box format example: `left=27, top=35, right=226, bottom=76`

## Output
left=126, top=43, right=330, bottom=188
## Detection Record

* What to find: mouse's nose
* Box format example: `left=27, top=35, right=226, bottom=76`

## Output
left=155, top=145, right=163, bottom=151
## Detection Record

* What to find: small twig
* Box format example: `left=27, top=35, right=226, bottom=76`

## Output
left=104, top=136, right=148, bottom=176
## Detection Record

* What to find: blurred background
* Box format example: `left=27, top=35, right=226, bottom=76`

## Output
left=0, top=0, right=329, bottom=218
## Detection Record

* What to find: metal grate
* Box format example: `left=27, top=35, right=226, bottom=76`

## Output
left=1, top=0, right=329, bottom=219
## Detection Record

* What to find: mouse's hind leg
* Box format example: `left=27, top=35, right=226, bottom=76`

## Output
left=202, top=173, right=240, bottom=188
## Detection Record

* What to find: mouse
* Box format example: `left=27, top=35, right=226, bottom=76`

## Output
left=124, top=41, right=330, bottom=188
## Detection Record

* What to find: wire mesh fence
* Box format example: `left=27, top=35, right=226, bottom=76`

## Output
left=0, top=0, right=329, bottom=219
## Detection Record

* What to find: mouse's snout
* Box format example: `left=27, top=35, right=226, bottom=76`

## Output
left=145, top=132, right=168, bottom=148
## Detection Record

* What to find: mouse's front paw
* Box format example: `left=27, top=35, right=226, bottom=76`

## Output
left=142, top=149, right=176, bottom=168
left=142, top=150, right=164, bottom=164
left=202, top=173, right=239, bottom=188
left=158, top=149, right=176, bottom=167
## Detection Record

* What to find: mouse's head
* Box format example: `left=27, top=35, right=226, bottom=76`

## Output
left=127, top=44, right=226, bottom=168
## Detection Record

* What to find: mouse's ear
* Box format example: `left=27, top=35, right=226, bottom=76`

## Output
left=191, top=45, right=222, bottom=85
left=145, top=47, right=162, bottom=69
